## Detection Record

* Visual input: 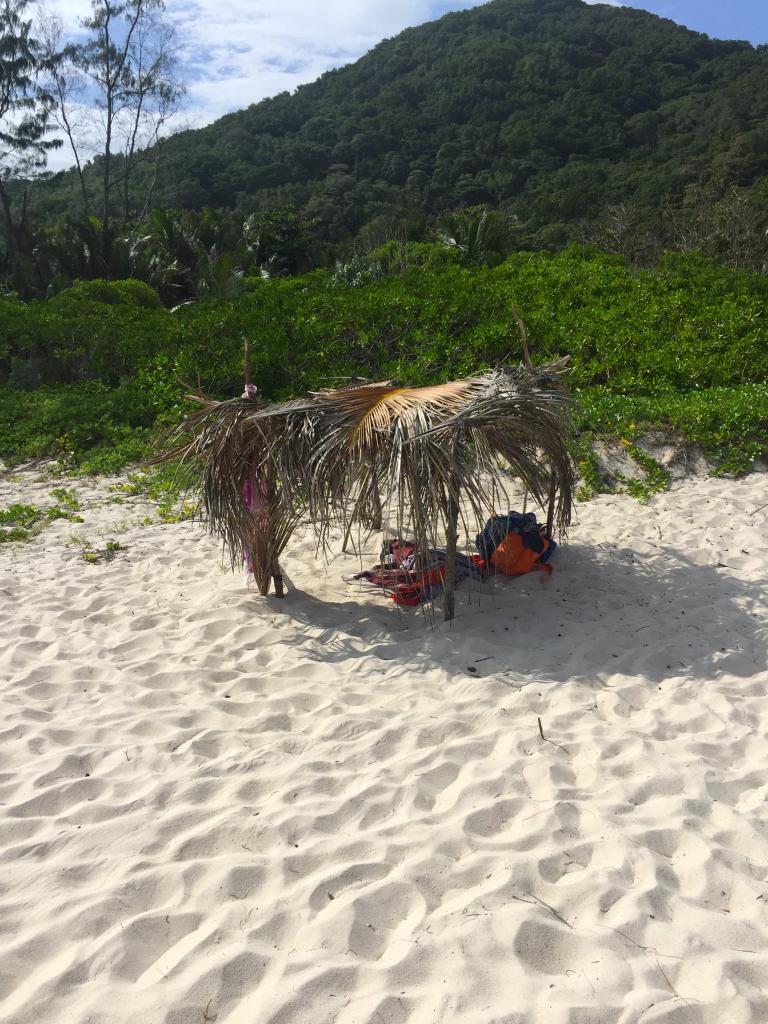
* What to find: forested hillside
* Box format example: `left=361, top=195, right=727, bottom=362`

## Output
left=40, top=0, right=768, bottom=251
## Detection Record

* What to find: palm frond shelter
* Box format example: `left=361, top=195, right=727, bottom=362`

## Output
left=166, top=360, right=576, bottom=620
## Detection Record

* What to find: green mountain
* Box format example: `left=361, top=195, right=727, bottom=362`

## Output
left=44, top=0, right=768, bottom=248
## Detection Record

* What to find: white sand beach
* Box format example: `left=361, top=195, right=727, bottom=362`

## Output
left=1, top=465, right=767, bottom=1024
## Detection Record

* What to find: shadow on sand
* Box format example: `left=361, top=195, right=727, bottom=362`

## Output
left=265, top=542, right=766, bottom=689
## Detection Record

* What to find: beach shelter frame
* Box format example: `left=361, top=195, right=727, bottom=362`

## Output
left=166, top=360, right=575, bottom=621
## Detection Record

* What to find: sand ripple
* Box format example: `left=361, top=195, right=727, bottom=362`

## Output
left=0, top=468, right=767, bottom=1023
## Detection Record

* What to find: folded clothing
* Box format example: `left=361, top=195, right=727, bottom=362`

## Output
left=349, top=538, right=484, bottom=606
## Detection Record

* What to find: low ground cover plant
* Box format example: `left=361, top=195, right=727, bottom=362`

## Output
left=1, top=248, right=766, bottom=497
left=0, top=492, right=83, bottom=543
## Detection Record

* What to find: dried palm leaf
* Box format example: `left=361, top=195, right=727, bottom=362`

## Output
left=160, top=361, right=575, bottom=615
left=157, top=392, right=304, bottom=591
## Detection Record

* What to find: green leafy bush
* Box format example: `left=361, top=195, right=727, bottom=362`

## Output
left=0, top=498, right=83, bottom=542
left=577, top=385, right=768, bottom=476
left=0, top=381, right=157, bottom=470
left=1, top=249, right=766, bottom=481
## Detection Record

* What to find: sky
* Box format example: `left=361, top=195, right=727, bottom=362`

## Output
left=616, top=0, right=768, bottom=46
left=46, top=0, right=768, bottom=170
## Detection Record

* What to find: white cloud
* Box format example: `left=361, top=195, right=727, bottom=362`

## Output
left=174, top=0, right=499, bottom=124
left=46, top=0, right=486, bottom=167
left=45, top=0, right=625, bottom=170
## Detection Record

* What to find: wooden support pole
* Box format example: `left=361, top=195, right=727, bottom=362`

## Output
left=259, top=560, right=272, bottom=597
left=444, top=493, right=459, bottom=623
left=546, top=465, right=557, bottom=538
left=341, top=517, right=356, bottom=555
left=271, top=559, right=284, bottom=598
left=510, top=300, right=533, bottom=369
left=370, top=488, right=383, bottom=532
left=243, top=337, right=252, bottom=388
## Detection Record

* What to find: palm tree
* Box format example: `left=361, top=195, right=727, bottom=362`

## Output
left=131, top=208, right=247, bottom=303
left=44, top=215, right=132, bottom=285
left=437, top=206, right=515, bottom=266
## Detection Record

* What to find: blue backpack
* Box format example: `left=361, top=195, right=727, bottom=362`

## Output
left=475, top=512, right=556, bottom=564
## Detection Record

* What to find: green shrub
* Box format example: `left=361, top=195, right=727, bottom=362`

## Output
left=57, top=279, right=163, bottom=309
left=0, top=499, right=82, bottom=542
left=1, top=248, right=767, bottom=479
left=0, top=381, right=157, bottom=470
left=576, top=384, right=768, bottom=475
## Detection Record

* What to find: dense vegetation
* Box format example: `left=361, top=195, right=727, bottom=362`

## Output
left=1, top=248, right=766, bottom=490
left=32, top=0, right=768, bottom=267
left=1, top=0, right=767, bottom=500
left=4, top=0, right=768, bottom=300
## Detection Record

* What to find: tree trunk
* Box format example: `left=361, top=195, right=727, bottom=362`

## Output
left=102, top=124, right=112, bottom=271
left=0, top=180, right=28, bottom=299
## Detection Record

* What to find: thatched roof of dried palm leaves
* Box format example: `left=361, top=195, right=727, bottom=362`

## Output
left=163, top=360, right=575, bottom=616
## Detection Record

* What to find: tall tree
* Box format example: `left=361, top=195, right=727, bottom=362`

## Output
left=0, top=0, right=60, bottom=296
left=47, top=0, right=183, bottom=270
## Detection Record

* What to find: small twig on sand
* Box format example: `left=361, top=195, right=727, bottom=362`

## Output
left=600, top=924, right=681, bottom=960
left=603, top=930, right=693, bottom=1007
left=499, top=678, right=522, bottom=691
left=170, top=729, right=205, bottom=753
left=514, top=891, right=572, bottom=929
left=653, top=952, right=700, bottom=1009
left=749, top=502, right=768, bottom=516
left=654, top=953, right=679, bottom=997
left=538, top=716, right=569, bottom=755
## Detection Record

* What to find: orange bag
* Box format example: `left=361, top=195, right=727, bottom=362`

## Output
left=491, top=532, right=550, bottom=576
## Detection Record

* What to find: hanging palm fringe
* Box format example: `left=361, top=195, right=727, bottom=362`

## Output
left=160, top=360, right=575, bottom=618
